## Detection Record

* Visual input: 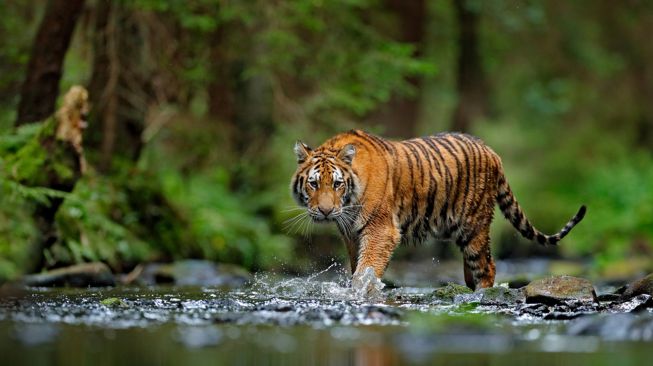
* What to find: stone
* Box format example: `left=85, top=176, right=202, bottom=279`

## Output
left=21, top=262, right=115, bottom=287
left=610, top=294, right=653, bottom=313
left=478, top=286, right=525, bottom=305
left=524, top=275, right=597, bottom=305
left=428, top=283, right=473, bottom=303
left=621, top=273, right=653, bottom=299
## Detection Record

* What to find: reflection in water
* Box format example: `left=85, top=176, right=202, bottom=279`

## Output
left=176, top=325, right=222, bottom=348
left=0, top=266, right=652, bottom=365
left=355, top=342, right=399, bottom=366
left=13, top=323, right=59, bottom=346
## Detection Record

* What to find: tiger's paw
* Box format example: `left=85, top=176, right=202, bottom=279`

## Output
left=351, top=266, right=385, bottom=299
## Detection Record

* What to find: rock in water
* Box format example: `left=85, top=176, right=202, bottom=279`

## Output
left=524, top=275, right=597, bottom=304
left=22, top=262, right=115, bottom=287
left=478, top=286, right=525, bottom=305
left=428, top=283, right=473, bottom=303
left=621, top=273, right=653, bottom=299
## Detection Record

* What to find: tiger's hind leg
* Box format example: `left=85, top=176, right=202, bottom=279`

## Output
left=458, top=228, right=495, bottom=290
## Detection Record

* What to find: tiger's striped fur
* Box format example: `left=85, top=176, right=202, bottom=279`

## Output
left=291, top=129, right=586, bottom=290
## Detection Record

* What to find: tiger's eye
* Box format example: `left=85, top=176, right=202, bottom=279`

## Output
left=334, top=181, right=343, bottom=189
left=309, top=180, right=318, bottom=189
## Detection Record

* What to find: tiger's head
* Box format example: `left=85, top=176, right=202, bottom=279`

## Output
left=291, top=141, right=359, bottom=222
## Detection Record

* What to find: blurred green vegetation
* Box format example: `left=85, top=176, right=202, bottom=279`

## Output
left=1, top=0, right=652, bottom=281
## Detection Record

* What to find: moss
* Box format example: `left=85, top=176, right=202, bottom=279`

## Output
left=428, top=282, right=473, bottom=302
left=100, top=297, right=128, bottom=308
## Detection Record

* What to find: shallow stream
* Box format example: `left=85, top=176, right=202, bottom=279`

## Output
left=1, top=263, right=652, bottom=365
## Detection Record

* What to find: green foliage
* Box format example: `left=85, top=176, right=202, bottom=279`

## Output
left=53, top=174, right=155, bottom=268
left=0, top=184, right=38, bottom=280
left=158, top=167, right=293, bottom=269
left=2, top=0, right=653, bottom=280
left=0, top=2, right=42, bottom=130
left=245, top=0, right=436, bottom=118
left=565, top=152, right=653, bottom=268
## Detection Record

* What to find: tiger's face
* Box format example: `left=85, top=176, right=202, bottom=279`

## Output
left=291, top=141, right=358, bottom=222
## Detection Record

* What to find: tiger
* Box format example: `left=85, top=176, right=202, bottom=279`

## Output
left=290, top=129, right=586, bottom=290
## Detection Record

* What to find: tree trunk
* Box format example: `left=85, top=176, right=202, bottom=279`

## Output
left=451, top=0, right=489, bottom=132
left=16, top=0, right=86, bottom=125
left=368, top=0, right=426, bottom=138
left=87, top=1, right=148, bottom=172
left=208, top=26, right=236, bottom=124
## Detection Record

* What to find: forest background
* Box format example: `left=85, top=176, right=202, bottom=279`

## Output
left=1, top=0, right=652, bottom=281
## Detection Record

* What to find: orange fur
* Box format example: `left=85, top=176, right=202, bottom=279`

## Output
left=291, top=130, right=585, bottom=289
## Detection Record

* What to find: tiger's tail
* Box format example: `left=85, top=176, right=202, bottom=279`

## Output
left=496, top=172, right=586, bottom=245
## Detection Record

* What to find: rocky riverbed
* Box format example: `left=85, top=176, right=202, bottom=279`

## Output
left=1, top=260, right=652, bottom=365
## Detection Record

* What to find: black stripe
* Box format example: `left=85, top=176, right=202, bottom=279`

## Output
left=408, top=141, right=435, bottom=239
left=466, top=141, right=488, bottom=217
left=351, top=130, right=387, bottom=154
left=369, top=132, right=396, bottom=155
left=296, top=176, right=304, bottom=194
left=450, top=135, right=472, bottom=218
left=437, top=137, right=464, bottom=217
left=399, top=144, right=417, bottom=228
left=423, top=137, right=451, bottom=226
left=465, top=251, right=482, bottom=262
left=403, top=141, right=425, bottom=238
left=354, top=130, right=392, bottom=155
left=499, top=197, right=513, bottom=211
left=419, top=138, right=444, bottom=176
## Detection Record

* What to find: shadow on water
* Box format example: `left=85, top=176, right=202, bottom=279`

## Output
left=1, top=262, right=652, bottom=365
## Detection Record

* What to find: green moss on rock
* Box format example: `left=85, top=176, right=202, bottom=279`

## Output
left=429, top=283, right=473, bottom=302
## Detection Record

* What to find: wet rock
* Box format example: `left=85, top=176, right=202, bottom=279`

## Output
left=453, top=292, right=482, bottom=304
left=596, top=293, right=621, bottom=302
left=567, top=313, right=653, bottom=341
left=428, top=283, right=472, bottom=303
left=452, top=286, right=525, bottom=306
left=478, top=286, right=525, bottom=305
left=524, top=276, right=597, bottom=305
left=505, top=276, right=530, bottom=289
left=256, top=301, right=294, bottom=312
left=364, top=305, right=402, bottom=320
left=138, top=260, right=252, bottom=287
left=100, top=297, right=128, bottom=308
left=542, top=301, right=602, bottom=320
left=514, top=303, right=550, bottom=317
left=609, top=294, right=653, bottom=313
left=21, top=262, right=115, bottom=287
left=621, top=273, right=653, bottom=299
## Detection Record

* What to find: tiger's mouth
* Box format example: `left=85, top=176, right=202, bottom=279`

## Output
left=308, top=207, right=340, bottom=222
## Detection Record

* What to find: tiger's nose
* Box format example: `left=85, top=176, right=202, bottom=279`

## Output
left=318, top=207, right=333, bottom=217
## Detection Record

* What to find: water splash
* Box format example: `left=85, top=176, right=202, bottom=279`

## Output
left=351, top=267, right=386, bottom=300
left=249, top=263, right=385, bottom=302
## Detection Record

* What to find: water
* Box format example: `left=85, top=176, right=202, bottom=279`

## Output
left=1, top=264, right=652, bottom=365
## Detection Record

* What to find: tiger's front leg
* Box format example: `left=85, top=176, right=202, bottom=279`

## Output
left=352, top=216, right=401, bottom=281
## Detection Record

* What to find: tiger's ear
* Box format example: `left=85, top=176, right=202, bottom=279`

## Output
left=338, top=144, right=356, bottom=165
left=294, top=141, right=312, bottom=164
